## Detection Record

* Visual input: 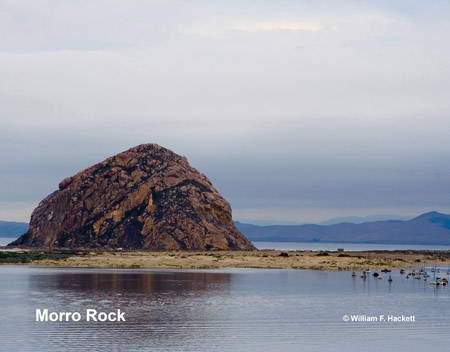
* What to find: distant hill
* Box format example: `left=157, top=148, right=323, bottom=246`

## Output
left=319, top=214, right=412, bottom=225
left=235, top=211, right=450, bottom=245
left=0, top=221, right=29, bottom=238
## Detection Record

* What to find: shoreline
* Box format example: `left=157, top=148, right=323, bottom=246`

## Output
left=1, top=248, right=450, bottom=271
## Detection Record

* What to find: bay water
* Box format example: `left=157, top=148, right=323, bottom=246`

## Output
left=0, top=265, right=449, bottom=351
left=3, top=237, right=450, bottom=251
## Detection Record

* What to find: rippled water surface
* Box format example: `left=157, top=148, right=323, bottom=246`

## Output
left=1, top=266, right=449, bottom=351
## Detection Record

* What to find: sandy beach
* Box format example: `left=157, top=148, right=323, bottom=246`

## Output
left=2, top=249, right=450, bottom=271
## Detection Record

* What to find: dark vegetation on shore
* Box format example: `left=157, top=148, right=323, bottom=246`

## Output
left=1, top=248, right=449, bottom=268
left=0, top=251, right=82, bottom=264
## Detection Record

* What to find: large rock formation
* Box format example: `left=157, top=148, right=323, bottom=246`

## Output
left=10, top=144, right=255, bottom=251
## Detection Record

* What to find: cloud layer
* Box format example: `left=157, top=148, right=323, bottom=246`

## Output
left=1, top=1, right=449, bottom=222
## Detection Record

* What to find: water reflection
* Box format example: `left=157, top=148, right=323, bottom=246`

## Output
left=1, top=267, right=449, bottom=352
left=30, top=270, right=231, bottom=296
left=26, top=269, right=233, bottom=352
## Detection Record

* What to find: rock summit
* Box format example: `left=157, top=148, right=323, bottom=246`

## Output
left=10, top=144, right=255, bottom=251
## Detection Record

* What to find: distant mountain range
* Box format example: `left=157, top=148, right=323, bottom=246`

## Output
left=235, top=211, right=450, bottom=245
left=238, top=214, right=413, bottom=226
left=318, top=214, right=412, bottom=225
left=0, top=221, right=29, bottom=238
left=3, top=211, right=450, bottom=245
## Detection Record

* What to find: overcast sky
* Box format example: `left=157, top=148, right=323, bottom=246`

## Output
left=1, top=0, right=450, bottom=224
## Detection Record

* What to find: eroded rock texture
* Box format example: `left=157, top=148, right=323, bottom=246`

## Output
left=11, top=144, right=255, bottom=250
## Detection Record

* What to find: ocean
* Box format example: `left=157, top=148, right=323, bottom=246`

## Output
left=0, top=266, right=449, bottom=351
left=3, top=237, right=450, bottom=251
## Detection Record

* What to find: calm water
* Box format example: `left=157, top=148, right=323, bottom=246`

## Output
left=4, top=237, right=450, bottom=251
left=253, top=241, right=450, bottom=251
left=0, top=266, right=449, bottom=351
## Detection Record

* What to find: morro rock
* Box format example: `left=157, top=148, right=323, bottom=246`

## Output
left=10, top=144, right=255, bottom=251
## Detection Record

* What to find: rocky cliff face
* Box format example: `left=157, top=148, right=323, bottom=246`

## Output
left=10, top=144, right=255, bottom=251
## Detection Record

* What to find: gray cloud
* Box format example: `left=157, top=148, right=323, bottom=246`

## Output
left=1, top=1, right=449, bottom=222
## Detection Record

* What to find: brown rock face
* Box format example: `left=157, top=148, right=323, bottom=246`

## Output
left=11, top=144, right=255, bottom=251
